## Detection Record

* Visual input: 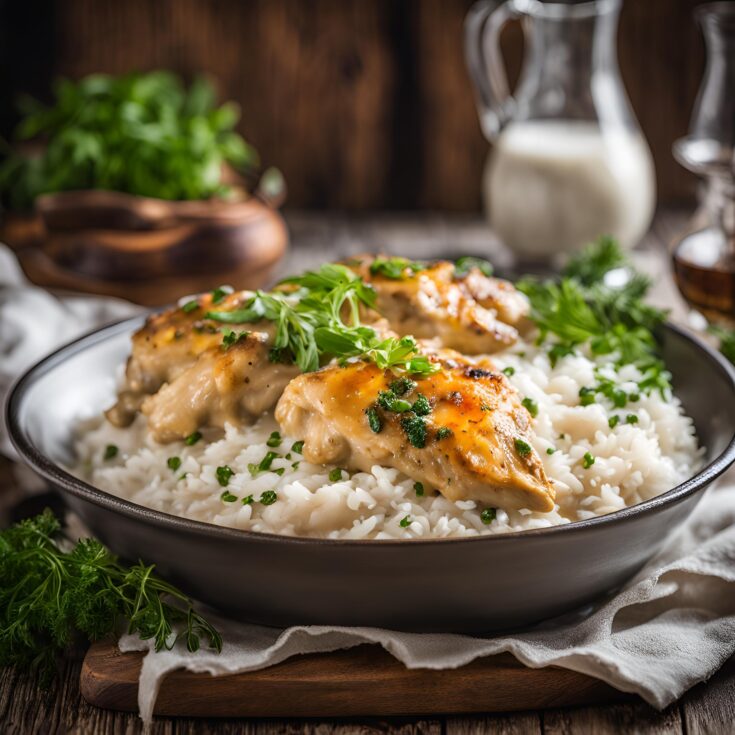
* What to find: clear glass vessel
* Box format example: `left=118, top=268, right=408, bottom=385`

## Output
left=465, top=0, right=656, bottom=260
left=672, top=2, right=735, bottom=322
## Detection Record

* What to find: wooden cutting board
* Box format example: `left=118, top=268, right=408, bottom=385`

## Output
left=80, top=640, right=632, bottom=717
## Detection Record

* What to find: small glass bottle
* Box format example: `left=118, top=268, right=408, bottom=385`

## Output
left=672, top=2, right=735, bottom=322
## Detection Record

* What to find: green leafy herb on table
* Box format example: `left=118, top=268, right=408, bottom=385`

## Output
left=0, top=510, right=222, bottom=683
left=517, top=237, right=671, bottom=394
left=0, top=71, right=260, bottom=210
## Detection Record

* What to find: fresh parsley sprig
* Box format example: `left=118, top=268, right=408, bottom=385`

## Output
left=0, top=510, right=222, bottom=684
left=517, top=238, right=670, bottom=392
left=206, top=263, right=439, bottom=377
left=0, top=71, right=260, bottom=209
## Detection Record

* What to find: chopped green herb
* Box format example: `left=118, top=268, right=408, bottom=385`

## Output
left=454, top=256, right=494, bottom=279
left=167, top=456, right=181, bottom=472
left=366, top=406, right=382, bottom=433
left=291, top=441, right=304, bottom=454
left=608, top=415, right=621, bottom=428
left=220, top=490, right=237, bottom=503
left=249, top=451, right=279, bottom=475
left=480, top=507, right=497, bottom=525
left=521, top=397, right=539, bottom=417
left=401, top=415, right=427, bottom=449
left=328, top=468, right=344, bottom=482
left=103, top=444, right=118, bottom=461
left=412, top=393, right=432, bottom=417
left=414, top=481, right=424, bottom=496
left=184, top=431, right=202, bottom=446
left=291, top=461, right=300, bottom=470
left=399, top=515, right=413, bottom=528
left=502, top=366, right=515, bottom=377
left=182, top=300, right=199, bottom=313
left=242, top=495, right=254, bottom=505
left=389, top=398, right=413, bottom=413
left=514, top=438, right=532, bottom=457
left=370, top=256, right=426, bottom=280
left=273, top=468, right=285, bottom=476
left=259, top=490, right=278, bottom=506
left=579, top=386, right=596, bottom=406
left=582, top=452, right=596, bottom=469
left=436, top=427, right=453, bottom=440
left=211, top=285, right=233, bottom=304
left=266, top=431, right=282, bottom=448
left=629, top=393, right=640, bottom=402
left=626, top=414, right=639, bottom=424
left=216, top=465, right=234, bottom=486
left=390, top=377, right=416, bottom=396
left=546, top=447, right=556, bottom=455
left=220, top=327, right=247, bottom=351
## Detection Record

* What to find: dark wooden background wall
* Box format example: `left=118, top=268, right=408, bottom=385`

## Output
left=0, top=0, right=708, bottom=211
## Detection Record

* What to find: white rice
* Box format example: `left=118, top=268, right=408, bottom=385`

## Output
left=71, top=338, right=703, bottom=539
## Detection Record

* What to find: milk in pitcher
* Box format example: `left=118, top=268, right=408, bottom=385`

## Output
left=485, top=120, right=656, bottom=258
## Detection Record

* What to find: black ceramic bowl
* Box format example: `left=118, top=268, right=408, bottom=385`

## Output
left=7, top=317, right=735, bottom=633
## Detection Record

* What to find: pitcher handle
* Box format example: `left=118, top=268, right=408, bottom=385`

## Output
left=464, top=0, right=521, bottom=141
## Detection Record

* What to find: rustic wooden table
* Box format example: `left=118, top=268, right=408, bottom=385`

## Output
left=2, top=209, right=734, bottom=734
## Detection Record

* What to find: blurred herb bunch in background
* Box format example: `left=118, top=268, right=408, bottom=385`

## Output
left=0, top=71, right=260, bottom=210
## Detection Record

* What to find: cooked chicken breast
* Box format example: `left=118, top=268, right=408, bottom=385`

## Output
left=106, top=291, right=299, bottom=442
left=348, top=256, right=529, bottom=354
left=275, top=357, right=554, bottom=512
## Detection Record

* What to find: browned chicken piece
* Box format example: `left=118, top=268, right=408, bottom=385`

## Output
left=141, top=331, right=300, bottom=442
left=275, top=356, right=554, bottom=512
left=346, top=256, right=530, bottom=354
left=106, top=290, right=299, bottom=442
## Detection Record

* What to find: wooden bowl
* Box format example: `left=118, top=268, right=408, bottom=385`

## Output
left=7, top=189, right=288, bottom=305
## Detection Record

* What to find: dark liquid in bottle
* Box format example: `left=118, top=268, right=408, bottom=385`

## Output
left=672, top=227, right=735, bottom=322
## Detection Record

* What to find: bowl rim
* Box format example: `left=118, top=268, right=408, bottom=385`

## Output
left=7, top=315, right=735, bottom=548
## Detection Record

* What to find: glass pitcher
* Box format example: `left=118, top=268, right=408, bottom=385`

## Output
left=465, top=0, right=656, bottom=259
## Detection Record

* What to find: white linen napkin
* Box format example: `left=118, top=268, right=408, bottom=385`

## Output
left=0, top=244, right=140, bottom=457
left=1, top=244, right=734, bottom=724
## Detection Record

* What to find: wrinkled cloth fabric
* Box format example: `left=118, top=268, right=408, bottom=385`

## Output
left=121, top=483, right=735, bottom=724
left=0, top=244, right=139, bottom=456
left=1, top=246, right=733, bottom=725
